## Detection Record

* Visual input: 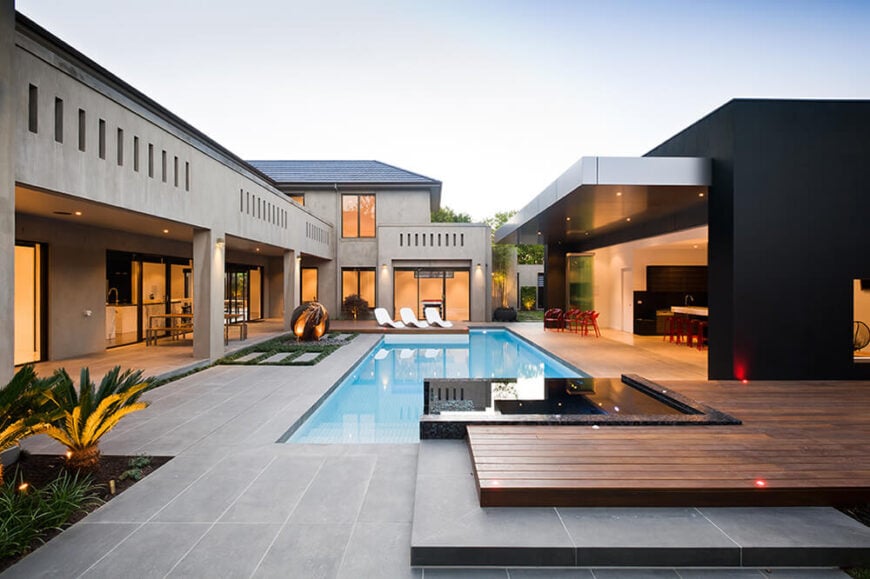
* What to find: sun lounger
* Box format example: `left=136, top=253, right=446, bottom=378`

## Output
left=400, top=307, right=430, bottom=328
left=374, top=307, right=406, bottom=329
left=424, top=307, right=454, bottom=328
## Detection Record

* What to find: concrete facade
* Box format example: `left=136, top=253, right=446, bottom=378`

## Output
left=5, top=9, right=490, bottom=379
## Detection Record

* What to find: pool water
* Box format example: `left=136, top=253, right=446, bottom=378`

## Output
left=285, top=329, right=585, bottom=444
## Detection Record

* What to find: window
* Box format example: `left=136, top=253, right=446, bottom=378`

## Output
left=117, top=128, right=124, bottom=166
left=342, top=194, right=375, bottom=238
left=98, top=119, right=106, bottom=159
left=290, top=194, right=304, bottom=206
left=78, top=109, right=86, bottom=151
left=148, top=144, right=154, bottom=177
left=54, top=98, right=63, bottom=143
left=133, top=136, right=139, bottom=171
left=161, top=150, right=167, bottom=182
left=341, top=268, right=375, bottom=309
left=185, top=161, right=190, bottom=191
left=28, top=85, right=38, bottom=133
left=301, top=267, right=318, bottom=302
left=173, top=156, right=179, bottom=187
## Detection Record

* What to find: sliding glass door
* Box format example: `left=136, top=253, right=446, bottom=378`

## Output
left=393, top=268, right=470, bottom=321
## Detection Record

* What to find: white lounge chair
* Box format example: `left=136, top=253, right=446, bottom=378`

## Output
left=400, top=307, right=429, bottom=328
left=425, top=307, right=454, bottom=328
left=374, top=307, right=406, bottom=329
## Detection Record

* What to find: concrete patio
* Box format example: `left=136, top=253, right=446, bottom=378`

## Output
left=2, top=324, right=866, bottom=577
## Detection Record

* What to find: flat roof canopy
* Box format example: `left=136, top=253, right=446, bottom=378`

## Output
left=495, top=156, right=711, bottom=249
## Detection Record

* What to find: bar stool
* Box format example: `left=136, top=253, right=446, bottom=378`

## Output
left=695, top=320, right=709, bottom=351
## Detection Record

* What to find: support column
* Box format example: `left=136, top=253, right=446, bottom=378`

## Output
left=282, top=249, right=297, bottom=330
left=192, top=229, right=225, bottom=360
left=0, top=0, right=16, bottom=383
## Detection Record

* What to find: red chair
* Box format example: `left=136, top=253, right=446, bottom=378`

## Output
left=565, top=309, right=582, bottom=333
left=544, top=308, right=565, bottom=331
left=579, top=311, right=601, bottom=337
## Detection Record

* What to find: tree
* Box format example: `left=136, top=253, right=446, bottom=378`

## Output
left=431, top=206, right=471, bottom=223
left=484, top=210, right=516, bottom=239
left=517, top=244, right=544, bottom=265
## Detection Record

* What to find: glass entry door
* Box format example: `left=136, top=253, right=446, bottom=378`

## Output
left=394, top=268, right=470, bottom=321
left=225, top=264, right=263, bottom=321
left=14, top=242, right=44, bottom=365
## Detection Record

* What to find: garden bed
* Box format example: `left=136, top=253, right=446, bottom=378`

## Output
left=1, top=453, right=171, bottom=572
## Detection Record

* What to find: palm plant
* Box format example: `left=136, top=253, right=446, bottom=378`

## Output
left=41, top=366, right=151, bottom=472
left=0, top=366, right=52, bottom=481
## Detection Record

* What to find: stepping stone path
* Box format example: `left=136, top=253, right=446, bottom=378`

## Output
left=235, top=352, right=265, bottom=363
left=260, top=353, right=292, bottom=364
left=292, top=352, right=320, bottom=363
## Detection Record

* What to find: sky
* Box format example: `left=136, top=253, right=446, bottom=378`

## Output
left=16, top=0, right=870, bottom=221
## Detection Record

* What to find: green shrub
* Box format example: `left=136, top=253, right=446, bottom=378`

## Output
left=0, top=469, right=102, bottom=559
left=520, top=286, right=538, bottom=310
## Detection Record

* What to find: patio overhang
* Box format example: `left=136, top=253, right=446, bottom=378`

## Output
left=495, top=156, right=711, bottom=250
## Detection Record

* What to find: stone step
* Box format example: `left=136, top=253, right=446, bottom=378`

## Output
left=411, top=440, right=870, bottom=569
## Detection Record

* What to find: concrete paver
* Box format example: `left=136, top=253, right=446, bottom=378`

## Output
left=2, top=327, right=860, bottom=578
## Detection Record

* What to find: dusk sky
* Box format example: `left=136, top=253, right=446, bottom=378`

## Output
left=17, top=0, right=870, bottom=221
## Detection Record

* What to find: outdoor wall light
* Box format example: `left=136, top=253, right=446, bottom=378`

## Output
left=216, top=237, right=225, bottom=248
left=476, top=263, right=482, bottom=269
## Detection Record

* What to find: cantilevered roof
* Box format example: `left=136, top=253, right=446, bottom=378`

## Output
left=247, top=160, right=440, bottom=185
left=495, top=156, right=711, bottom=249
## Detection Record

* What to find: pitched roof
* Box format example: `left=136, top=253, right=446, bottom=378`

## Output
left=246, top=160, right=440, bottom=186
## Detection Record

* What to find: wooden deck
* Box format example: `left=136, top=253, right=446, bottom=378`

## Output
left=468, top=379, right=870, bottom=507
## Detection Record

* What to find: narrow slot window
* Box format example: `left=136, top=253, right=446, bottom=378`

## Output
left=28, top=85, right=38, bottom=133
left=117, top=128, right=124, bottom=166
left=148, top=144, right=154, bottom=177
left=133, top=137, right=139, bottom=171
left=54, top=98, right=63, bottom=143
left=240, top=189, right=244, bottom=212
left=98, top=119, right=106, bottom=159
left=185, top=161, right=190, bottom=191
left=77, top=109, right=86, bottom=151
left=161, top=150, right=167, bottom=182
left=173, top=156, right=179, bottom=187
left=461, top=233, right=465, bottom=246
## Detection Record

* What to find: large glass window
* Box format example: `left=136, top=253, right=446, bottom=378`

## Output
left=301, top=267, right=318, bottom=302
left=567, top=254, right=594, bottom=311
left=394, top=269, right=470, bottom=321
left=342, top=268, right=375, bottom=308
left=342, top=194, right=376, bottom=238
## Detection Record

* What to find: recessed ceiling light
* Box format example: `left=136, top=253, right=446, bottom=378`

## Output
left=74, top=211, right=82, bottom=216
left=255, top=248, right=261, bottom=252
left=693, top=244, right=699, bottom=249
left=699, top=192, right=705, bottom=197
left=162, top=229, right=169, bottom=234
left=616, top=191, right=622, bottom=196
left=584, top=232, right=589, bottom=236
left=537, top=231, right=541, bottom=236
left=566, top=217, right=571, bottom=221
left=626, top=217, right=631, bottom=222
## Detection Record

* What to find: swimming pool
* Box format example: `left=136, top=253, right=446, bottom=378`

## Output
left=283, top=328, right=586, bottom=444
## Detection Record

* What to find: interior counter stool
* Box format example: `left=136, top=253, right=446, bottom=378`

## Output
left=695, top=320, right=709, bottom=350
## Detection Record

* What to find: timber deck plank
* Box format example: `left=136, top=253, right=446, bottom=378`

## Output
left=467, top=379, right=870, bottom=507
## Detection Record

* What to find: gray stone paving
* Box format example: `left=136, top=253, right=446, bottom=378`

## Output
left=2, top=331, right=859, bottom=578
left=234, top=352, right=265, bottom=362
left=292, top=352, right=320, bottom=363
left=259, top=352, right=291, bottom=364
left=411, top=440, right=866, bottom=573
